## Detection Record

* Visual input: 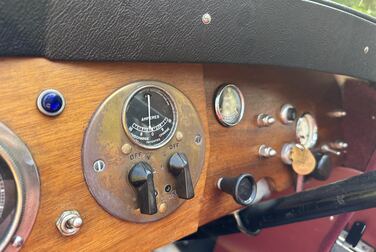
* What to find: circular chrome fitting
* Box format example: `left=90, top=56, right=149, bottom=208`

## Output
left=0, top=123, right=40, bottom=251
left=36, top=89, right=66, bottom=116
left=280, top=104, right=297, bottom=124
left=281, top=143, right=295, bottom=165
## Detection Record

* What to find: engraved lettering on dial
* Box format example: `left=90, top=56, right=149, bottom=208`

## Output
left=124, top=86, right=177, bottom=149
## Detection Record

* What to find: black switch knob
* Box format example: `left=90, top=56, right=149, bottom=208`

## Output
left=311, top=152, right=332, bottom=181
left=128, top=162, right=157, bottom=215
left=168, top=153, right=194, bottom=199
left=218, top=174, right=257, bottom=206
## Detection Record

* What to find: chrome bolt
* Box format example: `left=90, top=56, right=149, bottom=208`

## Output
left=202, top=13, right=211, bottom=25
left=93, top=160, right=105, bottom=173
left=12, top=236, right=24, bottom=248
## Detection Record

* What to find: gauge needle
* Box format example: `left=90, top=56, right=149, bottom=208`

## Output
left=147, top=94, right=151, bottom=130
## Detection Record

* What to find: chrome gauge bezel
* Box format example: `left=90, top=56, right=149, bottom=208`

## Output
left=214, top=84, right=245, bottom=127
left=296, top=113, right=318, bottom=149
left=122, top=84, right=178, bottom=150
left=0, top=123, right=40, bottom=251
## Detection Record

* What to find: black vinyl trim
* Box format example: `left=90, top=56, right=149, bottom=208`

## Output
left=0, top=0, right=375, bottom=81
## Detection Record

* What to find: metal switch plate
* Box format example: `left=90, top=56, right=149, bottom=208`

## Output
left=82, top=81, right=206, bottom=223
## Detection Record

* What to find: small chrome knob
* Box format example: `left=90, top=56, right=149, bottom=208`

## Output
left=327, top=110, right=347, bottom=118
left=321, top=144, right=341, bottom=156
left=56, top=210, right=83, bottom=236
left=329, top=141, right=348, bottom=150
left=259, top=145, right=277, bottom=158
left=257, top=114, right=275, bottom=127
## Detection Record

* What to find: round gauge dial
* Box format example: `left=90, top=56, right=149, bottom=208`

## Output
left=296, top=113, right=318, bottom=149
left=123, top=86, right=177, bottom=149
left=0, top=157, right=17, bottom=244
left=215, top=84, right=245, bottom=127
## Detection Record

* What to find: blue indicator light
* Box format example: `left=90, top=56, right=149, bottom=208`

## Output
left=37, top=89, right=65, bottom=116
left=41, top=92, right=63, bottom=113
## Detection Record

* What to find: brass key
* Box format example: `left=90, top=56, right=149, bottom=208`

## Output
left=290, top=144, right=316, bottom=176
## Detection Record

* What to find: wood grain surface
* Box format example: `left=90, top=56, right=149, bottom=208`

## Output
left=0, top=58, right=208, bottom=251
left=0, top=58, right=344, bottom=251
left=199, top=64, right=343, bottom=225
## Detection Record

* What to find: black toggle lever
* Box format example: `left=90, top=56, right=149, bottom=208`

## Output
left=128, top=162, right=157, bottom=215
left=168, top=153, right=194, bottom=199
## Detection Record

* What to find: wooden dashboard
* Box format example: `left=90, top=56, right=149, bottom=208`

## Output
left=0, top=58, right=343, bottom=251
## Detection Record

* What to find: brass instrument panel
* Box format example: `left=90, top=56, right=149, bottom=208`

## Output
left=0, top=59, right=345, bottom=251
left=82, top=81, right=205, bottom=222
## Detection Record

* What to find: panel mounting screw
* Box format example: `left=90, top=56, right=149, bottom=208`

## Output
left=93, top=160, right=105, bottom=172
left=195, top=134, right=202, bottom=145
left=364, top=46, right=369, bottom=54
left=12, top=236, right=24, bottom=248
left=202, top=13, right=211, bottom=25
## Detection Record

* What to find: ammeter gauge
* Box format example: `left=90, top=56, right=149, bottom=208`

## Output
left=123, top=86, right=177, bottom=149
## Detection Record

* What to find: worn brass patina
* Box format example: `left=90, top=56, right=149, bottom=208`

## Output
left=82, top=81, right=205, bottom=223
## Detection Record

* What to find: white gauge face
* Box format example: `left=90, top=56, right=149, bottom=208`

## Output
left=214, top=84, right=245, bottom=127
left=296, top=113, right=318, bottom=149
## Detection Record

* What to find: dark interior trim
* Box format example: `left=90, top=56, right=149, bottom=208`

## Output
left=0, top=0, right=375, bottom=81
